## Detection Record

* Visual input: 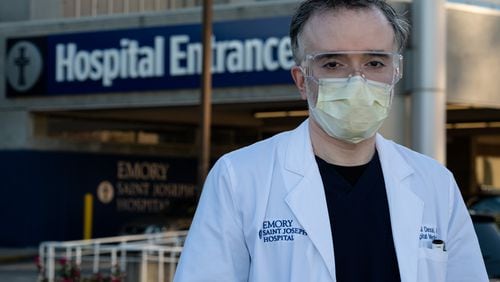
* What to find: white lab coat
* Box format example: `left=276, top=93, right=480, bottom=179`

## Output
left=174, top=120, right=488, bottom=282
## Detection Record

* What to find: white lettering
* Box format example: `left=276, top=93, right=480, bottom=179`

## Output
left=152, top=183, right=196, bottom=198
left=245, top=39, right=263, bottom=71
left=117, top=182, right=151, bottom=196
left=120, top=39, right=129, bottom=78
left=127, top=40, right=139, bottom=78
left=187, top=42, right=202, bottom=75
left=214, top=37, right=228, bottom=73
left=55, top=37, right=165, bottom=86
left=154, top=36, right=165, bottom=76
left=278, top=37, right=294, bottom=69
left=263, top=37, right=279, bottom=71
left=117, top=161, right=169, bottom=181
left=169, top=35, right=293, bottom=76
left=89, top=50, right=103, bottom=80
left=102, top=49, right=120, bottom=86
left=55, top=34, right=292, bottom=85
left=116, top=198, right=170, bottom=212
left=74, top=51, right=90, bottom=81
left=226, top=40, right=244, bottom=73
left=170, top=35, right=189, bottom=76
left=56, top=43, right=76, bottom=82
left=138, top=46, right=154, bottom=77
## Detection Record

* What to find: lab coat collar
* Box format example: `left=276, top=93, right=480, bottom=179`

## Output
left=284, top=119, right=312, bottom=176
left=284, top=119, right=336, bottom=281
left=376, top=134, right=423, bottom=282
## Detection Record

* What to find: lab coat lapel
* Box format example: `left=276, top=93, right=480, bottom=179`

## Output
left=283, top=120, right=336, bottom=281
left=376, top=134, right=423, bottom=282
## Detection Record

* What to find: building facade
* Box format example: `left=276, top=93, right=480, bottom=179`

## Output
left=0, top=0, right=499, bottom=246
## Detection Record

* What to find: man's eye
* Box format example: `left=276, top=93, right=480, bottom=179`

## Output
left=323, top=61, right=342, bottom=69
left=366, top=61, right=385, bottom=68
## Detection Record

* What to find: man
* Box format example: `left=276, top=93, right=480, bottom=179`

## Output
left=174, top=0, right=488, bottom=281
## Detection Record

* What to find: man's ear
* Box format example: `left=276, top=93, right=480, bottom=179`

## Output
left=291, top=66, right=308, bottom=100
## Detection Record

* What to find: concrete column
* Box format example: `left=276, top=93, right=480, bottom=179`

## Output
left=411, top=0, right=447, bottom=164
left=0, top=110, right=32, bottom=149
left=380, top=88, right=410, bottom=147
left=31, top=0, right=62, bottom=20
left=0, top=0, right=30, bottom=22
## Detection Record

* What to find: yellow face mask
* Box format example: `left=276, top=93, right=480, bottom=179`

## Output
left=308, top=76, right=393, bottom=143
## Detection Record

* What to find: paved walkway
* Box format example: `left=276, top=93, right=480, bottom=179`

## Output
left=0, top=261, right=38, bottom=282
left=0, top=248, right=38, bottom=264
left=0, top=248, right=39, bottom=282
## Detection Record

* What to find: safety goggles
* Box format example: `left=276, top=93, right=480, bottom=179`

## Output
left=301, top=51, right=403, bottom=85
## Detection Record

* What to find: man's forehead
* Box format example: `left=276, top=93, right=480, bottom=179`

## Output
left=300, top=6, right=395, bottom=53
left=309, top=5, right=390, bottom=25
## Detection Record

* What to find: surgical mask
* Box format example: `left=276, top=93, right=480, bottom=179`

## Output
left=308, top=76, right=393, bottom=143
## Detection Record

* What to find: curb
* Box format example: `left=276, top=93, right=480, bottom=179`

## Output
left=0, top=250, right=38, bottom=265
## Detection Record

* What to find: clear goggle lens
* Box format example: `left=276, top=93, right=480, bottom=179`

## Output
left=303, top=51, right=403, bottom=85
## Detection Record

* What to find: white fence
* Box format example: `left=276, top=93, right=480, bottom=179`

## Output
left=38, top=231, right=187, bottom=282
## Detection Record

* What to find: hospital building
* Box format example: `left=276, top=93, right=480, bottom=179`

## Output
left=0, top=0, right=499, bottom=246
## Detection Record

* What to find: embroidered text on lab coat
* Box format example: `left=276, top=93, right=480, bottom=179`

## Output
left=258, top=219, right=308, bottom=243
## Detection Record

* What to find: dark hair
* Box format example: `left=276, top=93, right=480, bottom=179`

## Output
left=290, top=0, right=410, bottom=63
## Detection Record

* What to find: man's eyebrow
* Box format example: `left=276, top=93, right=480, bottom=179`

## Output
left=364, top=52, right=391, bottom=58
left=314, top=51, right=392, bottom=60
left=315, top=53, right=345, bottom=60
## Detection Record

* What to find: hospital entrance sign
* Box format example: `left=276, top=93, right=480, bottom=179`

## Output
left=5, top=17, right=293, bottom=97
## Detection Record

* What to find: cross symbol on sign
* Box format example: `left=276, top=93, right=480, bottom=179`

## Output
left=14, top=46, right=30, bottom=86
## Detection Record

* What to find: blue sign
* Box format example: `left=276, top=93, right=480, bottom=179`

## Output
left=0, top=150, right=198, bottom=246
left=6, top=17, right=293, bottom=97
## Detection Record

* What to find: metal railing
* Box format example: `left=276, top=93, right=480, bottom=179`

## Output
left=38, top=231, right=187, bottom=282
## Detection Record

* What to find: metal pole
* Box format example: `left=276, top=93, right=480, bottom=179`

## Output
left=158, top=249, right=164, bottom=282
left=169, top=248, right=176, bottom=281
left=141, top=250, right=148, bottom=282
left=120, top=246, right=127, bottom=272
left=48, top=246, right=55, bottom=282
left=111, top=249, right=117, bottom=275
left=411, top=0, right=447, bottom=164
left=93, top=243, right=100, bottom=274
left=83, top=193, right=93, bottom=240
left=198, top=0, right=213, bottom=191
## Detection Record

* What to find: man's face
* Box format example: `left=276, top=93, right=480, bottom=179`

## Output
left=292, top=7, right=396, bottom=101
